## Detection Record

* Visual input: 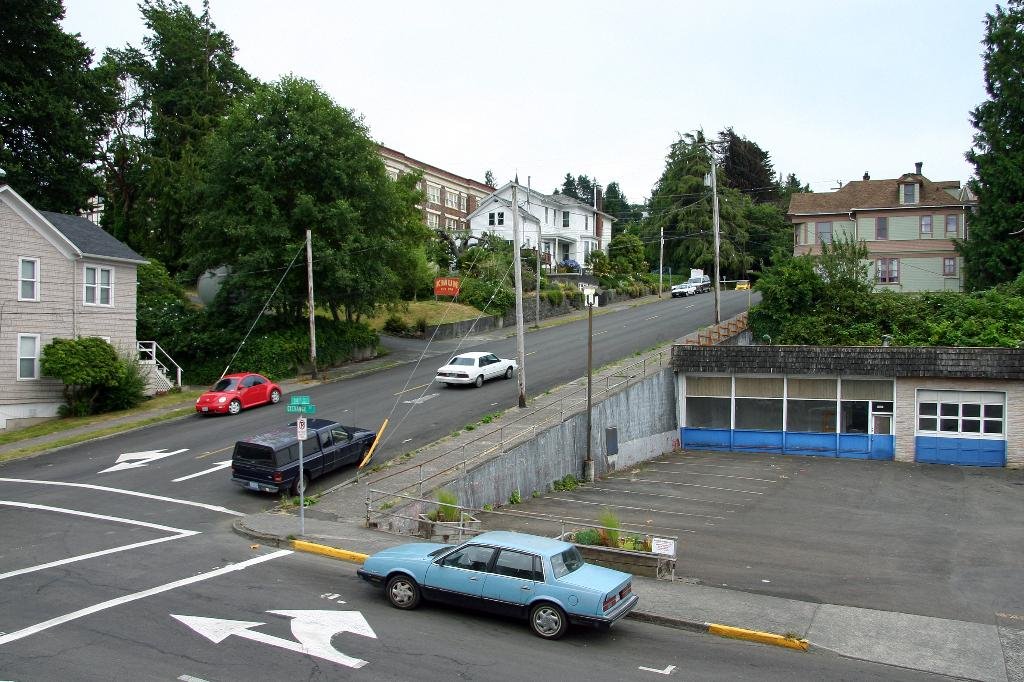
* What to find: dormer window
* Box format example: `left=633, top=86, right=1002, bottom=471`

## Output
left=901, top=183, right=918, bottom=205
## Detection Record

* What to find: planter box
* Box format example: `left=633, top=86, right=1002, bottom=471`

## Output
left=559, top=533, right=675, bottom=580
left=417, top=513, right=480, bottom=542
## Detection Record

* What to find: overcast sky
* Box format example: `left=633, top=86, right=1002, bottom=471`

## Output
left=62, top=0, right=994, bottom=202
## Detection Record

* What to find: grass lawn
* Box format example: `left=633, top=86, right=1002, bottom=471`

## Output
left=364, top=300, right=485, bottom=331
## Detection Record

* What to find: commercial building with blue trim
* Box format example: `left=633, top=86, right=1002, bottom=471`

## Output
left=671, top=345, right=1023, bottom=468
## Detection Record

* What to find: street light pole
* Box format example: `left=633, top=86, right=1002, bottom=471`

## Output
left=584, top=288, right=595, bottom=482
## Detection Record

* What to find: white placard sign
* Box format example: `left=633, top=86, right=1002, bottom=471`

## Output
left=296, top=416, right=308, bottom=440
left=651, top=537, right=675, bottom=556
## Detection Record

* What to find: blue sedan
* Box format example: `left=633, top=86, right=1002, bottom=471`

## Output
left=357, top=530, right=638, bottom=640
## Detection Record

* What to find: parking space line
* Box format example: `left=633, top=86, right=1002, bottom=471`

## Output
left=544, top=495, right=726, bottom=520
left=586, top=486, right=747, bottom=507
left=393, top=384, right=429, bottom=396
left=0, top=478, right=243, bottom=516
left=605, top=476, right=764, bottom=495
left=488, top=509, right=693, bottom=535
left=0, top=550, right=292, bottom=646
left=172, top=462, right=231, bottom=482
left=652, top=459, right=780, bottom=471
left=639, top=468, right=777, bottom=484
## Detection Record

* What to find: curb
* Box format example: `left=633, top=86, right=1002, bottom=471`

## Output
left=234, top=522, right=810, bottom=653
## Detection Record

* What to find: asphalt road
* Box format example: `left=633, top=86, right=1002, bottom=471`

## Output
left=0, top=548, right=947, bottom=681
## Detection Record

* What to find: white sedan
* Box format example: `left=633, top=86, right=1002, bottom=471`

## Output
left=436, top=352, right=517, bottom=387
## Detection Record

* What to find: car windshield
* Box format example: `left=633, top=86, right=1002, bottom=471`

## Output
left=212, top=377, right=239, bottom=392
left=549, top=547, right=585, bottom=579
left=450, top=357, right=476, bottom=366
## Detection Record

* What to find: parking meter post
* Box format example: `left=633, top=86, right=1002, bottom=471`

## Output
left=298, top=439, right=305, bottom=536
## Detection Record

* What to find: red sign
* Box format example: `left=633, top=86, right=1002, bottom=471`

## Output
left=434, top=277, right=460, bottom=297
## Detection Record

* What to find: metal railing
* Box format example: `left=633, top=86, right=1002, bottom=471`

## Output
left=682, top=312, right=748, bottom=346
left=368, top=349, right=670, bottom=498
left=137, top=340, right=183, bottom=388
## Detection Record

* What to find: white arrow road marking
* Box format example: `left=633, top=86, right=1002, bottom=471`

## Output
left=172, top=610, right=376, bottom=669
left=100, top=448, right=189, bottom=474
left=402, top=393, right=438, bottom=405
left=638, top=664, right=677, bottom=675
left=0, top=478, right=243, bottom=516
left=173, top=461, right=231, bottom=483
left=0, top=550, right=291, bottom=646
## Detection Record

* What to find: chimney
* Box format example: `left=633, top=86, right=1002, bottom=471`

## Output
left=595, top=186, right=603, bottom=212
left=863, top=171, right=870, bottom=181
left=915, top=161, right=923, bottom=175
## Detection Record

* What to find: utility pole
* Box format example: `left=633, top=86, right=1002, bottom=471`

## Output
left=584, top=288, right=596, bottom=482
left=306, top=228, right=318, bottom=379
left=710, top=152, right=722, bottom=324
left=658, top=226, right=665, bottom=298
left=529, top=177, right=540, bottom=328
left=510, top=183, right=528, bottom=408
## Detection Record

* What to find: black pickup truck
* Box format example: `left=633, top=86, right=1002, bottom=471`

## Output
left=231, top=418, right=376, bottom=495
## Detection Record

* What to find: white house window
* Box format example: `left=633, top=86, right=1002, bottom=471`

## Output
left=84, top=266, right=113, bottom=305
left=943, top=257, right=957, bottom=276
left=426, top=185, right=440, bottom=204
left=920, top=215, right=933, bottom=236
left=18, top=334, right=40, bottom=380
left=816, top=221, right=833, bottom=244
left=945, top=215, right=958, bottom=235
left=497, top=211, right=504, bottom=226
left=19, top=257, right=40, bottom=301
left=902, top=184, right=917, bottom=204
left=917, top=390, right=1004, bottom=437
left=444, top=190, right=461, bottom=209
left=585, top=216, right=589, bottom=232
left=562, top=211, right=569, bottom=228
left=877, top=258, right=899, bottom=284
left=875, top=217, right=888, bottom=240
left=426, top=213, right=439, bottom=228
left=544, top=207, right=549, bottom=223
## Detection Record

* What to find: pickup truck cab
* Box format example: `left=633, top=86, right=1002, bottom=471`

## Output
left=231, top=418, right=376, bottom=495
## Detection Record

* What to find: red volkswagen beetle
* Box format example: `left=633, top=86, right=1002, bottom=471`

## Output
left=195, top=372, right=282, bottom=416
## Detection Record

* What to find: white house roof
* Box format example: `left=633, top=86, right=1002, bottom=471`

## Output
left=468, top=181, right=616, bottom=221
left=467, top=194, right=540, bottom=224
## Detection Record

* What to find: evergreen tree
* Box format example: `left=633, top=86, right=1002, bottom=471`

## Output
left=559, top=173, right=580, bottom=200
left=716, top=127, right=778, bottom=204
left=576, top=174, right=596, bottom=205
left=958, top=0, right=1024, bottom=290
left=101, top=0, right=253, bottom=271
left=0, top=0, right=118, bottom=212
left=484, top=169, right=496, bottom=187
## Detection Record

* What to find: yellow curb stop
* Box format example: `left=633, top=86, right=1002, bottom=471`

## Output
left=707, top=623, right=809, bottom=651
left=292, top=539, right=368, bottom=564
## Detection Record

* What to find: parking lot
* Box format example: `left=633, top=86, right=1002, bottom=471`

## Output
left=480, top=450, right=1024, bottom=624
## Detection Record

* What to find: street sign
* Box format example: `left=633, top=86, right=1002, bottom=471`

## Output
left=286, top=404, right=316, bottom=414
left=289, top=395, right=311, bottom=406
left=651, top=537, right=676, bottom=556
left=296, top=417, right=307, bottom=440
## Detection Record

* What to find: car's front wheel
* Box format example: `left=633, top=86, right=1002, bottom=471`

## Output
left=269, top=389, right=281, bottom=404
left=474, top=374, right=484, bottom=388
left=386, top=575, right=421, bottom=610
left=504, top=366, right=513, bottom=379
left=227, top=399, right=242, bottom=415
left=529, top=602, right=568, bottom=640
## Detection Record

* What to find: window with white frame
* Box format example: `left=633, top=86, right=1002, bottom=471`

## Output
left=497, top=211, right=504, bottom=226
left=445, top=217, right=458, bottom=229
left=84, top=266, right=113, bottom=305
left=562, top=211, right=569, bottom=228
left=459, top=195, right=467, bottom=211
left=902, top=184, right=917, bottom=204
left=917, top=390, right=1004, bottom=437
left=426, top=185, right=440, bottom=204
left=444, top=190, right=460, bottom=209
left=544, top=207, right=549, bottom=223
left=875, top=217, right=888, bottom=240
left=877, top=258, right=899, bottom=284
left=19, top=257, right=40, bottom=301
left=585, top=216, right=589, bottom=232
left=945, top=214, right=958, bottom=235
left=684, top=376, right=732, bottom=429
left=426, top=213, right=439, bottom=228
left=816, top=221, right=832, bottom=244
left=18, top=334, right=40, bottom=380
left=920, top=215, right=933, bottom=236
left=943, top=257, right=957, bottom=276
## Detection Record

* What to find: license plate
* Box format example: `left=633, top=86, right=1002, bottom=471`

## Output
left=248, top=481, right=259, bottom=490
left=201, top=407, right=209, bottom=412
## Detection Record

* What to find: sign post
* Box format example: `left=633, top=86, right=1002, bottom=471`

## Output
left=289, top=396, right=315, bottom=534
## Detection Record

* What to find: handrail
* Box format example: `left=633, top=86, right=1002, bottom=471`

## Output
left=137, top=340, right=183, bottom=388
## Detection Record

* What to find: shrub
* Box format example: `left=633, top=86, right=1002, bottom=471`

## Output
left=383, top=315, right=411, bottom=336
left=553, top=474, right=579, bottom=491
left=429, top=489, right=460, bottom=522
left=543, top=288, right=564, bottom=307
left=459, top=276, right=515, bottom=314
left=597, top=508, right=621, bottom=548
left=41, top=337, right=123, bottom=416
left=96, top=356, right=148, bottom=413
left=509, top=489, right=522, bottom=505
left=574, top=528, right=601, bottom=545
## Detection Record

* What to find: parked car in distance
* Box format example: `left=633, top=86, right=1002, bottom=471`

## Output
left=435, top=351, right=517, bottom=388
left=671, top=282, right=696, bottom=297
left=196, top=372, right=282, bottom=416
left=357, top=530, right=638, bottom=640
left=231, top=418, right=376, bottom=494
left=687, top=274, right=711, bottom=293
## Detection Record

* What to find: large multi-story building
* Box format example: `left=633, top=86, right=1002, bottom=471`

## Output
left=377, top=145, right=493, bottom=241
left=789, top=163, right=977, bottom=292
